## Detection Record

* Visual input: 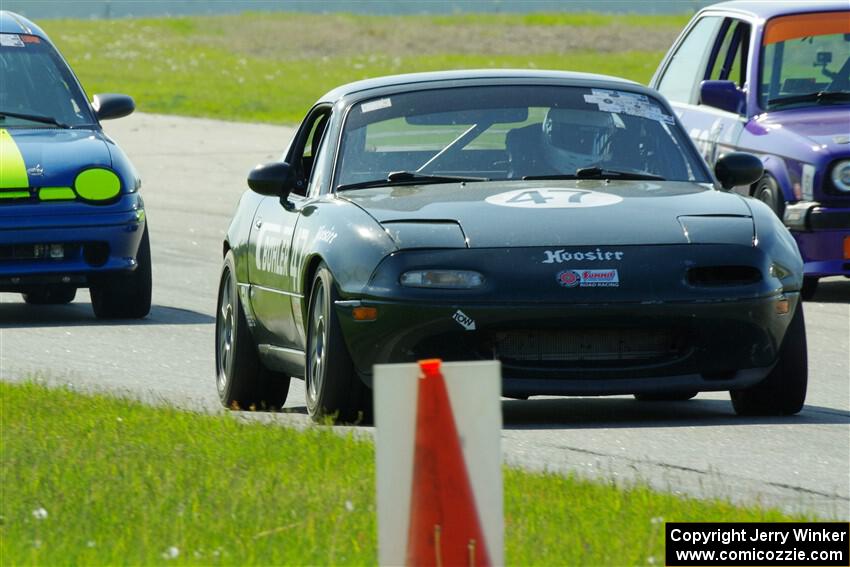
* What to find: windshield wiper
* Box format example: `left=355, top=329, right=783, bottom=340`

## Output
left=337, top=171, right=488, bottom=191
left=767, top=91, right=850, bottom=108
left=0, top=110, right=70, bottom=128
left=524, top=168, right=666, bottom=181
left=575, top=166, right=666, bottom=181
left=523, top=174, right=578, bottom=181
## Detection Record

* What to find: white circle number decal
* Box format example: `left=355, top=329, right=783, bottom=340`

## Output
left=485, top=188, right=623, bottom=208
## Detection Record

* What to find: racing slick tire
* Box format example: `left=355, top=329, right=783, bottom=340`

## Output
left=801, top=277, right=819, bottom=300
left=215, top=251, right=290, bottom=410
left=90, top=226, right=152, bottom=319
left=305, top=263, right=371, bottom=424
left=730, top=301, right=807, bottom=416
left=634, top=391, right=698, bottom=402
left=22, top=286, right=77, bottom=305
left=753, top=174, right=785, bottom=219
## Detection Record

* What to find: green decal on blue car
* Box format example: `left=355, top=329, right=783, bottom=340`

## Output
left=75, top=168, right=121, bottom=201
left=0, top=129, right=29, bottom=189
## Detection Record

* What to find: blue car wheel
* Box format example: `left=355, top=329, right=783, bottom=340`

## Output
left=89, top=225, right=152, bottom=319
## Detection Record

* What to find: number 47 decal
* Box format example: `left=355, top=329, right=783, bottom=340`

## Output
left=485, top=188, right=623, bottom=208
left=506, top=189, right=592, bottom=205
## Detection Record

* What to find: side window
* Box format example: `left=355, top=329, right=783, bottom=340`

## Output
left=708, top=19, right=751, bottom=89
left=307, top=122, right=332, bottom=197
left=290, top=108, right=330, bottom=197
left=657, top=16, right=723, bottom=104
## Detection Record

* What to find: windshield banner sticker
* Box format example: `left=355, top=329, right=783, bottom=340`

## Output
left=361, top=98, right=392, bottom=113
left=557, top=269, right=620, bottom=288
left=0, top=34, right=25, bottom=48
left=486, top=188, right=623, bottom=208
left=583, top=89, right=674, bottom=125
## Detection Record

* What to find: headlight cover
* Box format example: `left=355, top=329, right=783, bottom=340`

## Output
left=75, top=168, right=121, bottom=201
left=400, top=270, right=484, bottom=289
left=831, top=159, right=850, bottom=192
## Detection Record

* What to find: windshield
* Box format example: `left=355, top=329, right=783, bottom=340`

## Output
left=336, top=85, right=709, bottom=189
left=760, top=12, right=850, bottom=109
left=0, top=33, right=95, bottom=128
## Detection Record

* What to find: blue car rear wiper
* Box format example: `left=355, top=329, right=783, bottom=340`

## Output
left=337, top=171, right=488, bottom=191
left=0, top=110, right=70, bottom=128
left=767, top=91, right=850, bottom=108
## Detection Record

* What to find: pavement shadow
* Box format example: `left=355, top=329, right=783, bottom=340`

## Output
left=501, top=396, right=850, bottom=430
left=0, top=302, right=213, bottom=328
left=809, top=278, right=850, bottom=304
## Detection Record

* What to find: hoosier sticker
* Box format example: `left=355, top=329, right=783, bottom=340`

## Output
left=557, top=269, right=619, bottom=288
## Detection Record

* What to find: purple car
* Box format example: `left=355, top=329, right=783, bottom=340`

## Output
left=651, top=1, right=850, bottom=299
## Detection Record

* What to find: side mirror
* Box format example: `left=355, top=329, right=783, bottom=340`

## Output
left=92, top=93, right=135, bottom=120
left=715, top=152, right=763, bottom=190
left=248, top=162, right=294, bottom=198
left=699, top=80, right=745, bottom=114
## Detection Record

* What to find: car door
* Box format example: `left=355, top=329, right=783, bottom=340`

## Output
left=654, top=15, right=753, bottom=171
left=248, top=105, right=332, bottom=349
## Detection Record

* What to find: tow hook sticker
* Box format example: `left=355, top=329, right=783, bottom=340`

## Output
left=557, top=269, right=619, bottom=288
left=453, top=309, right=476, bottom=331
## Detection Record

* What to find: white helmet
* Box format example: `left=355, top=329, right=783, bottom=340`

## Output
left=541, top=108, right=616, bottom=173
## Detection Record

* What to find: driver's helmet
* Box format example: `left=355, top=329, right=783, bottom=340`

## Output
left=541, top=108, right=616, bottom=172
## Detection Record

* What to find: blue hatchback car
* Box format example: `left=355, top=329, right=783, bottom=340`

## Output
left=0, top=11, right=150, bottom=318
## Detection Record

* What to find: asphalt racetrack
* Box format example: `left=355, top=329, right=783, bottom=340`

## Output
left=1, top=113, right=848, bottom=519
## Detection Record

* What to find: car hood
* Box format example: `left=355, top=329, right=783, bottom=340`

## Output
left=0, top=127, right=112, bottom=189
left=340, top=180, right=753, bottom=247
left=753, top=106, right=850, bottom=150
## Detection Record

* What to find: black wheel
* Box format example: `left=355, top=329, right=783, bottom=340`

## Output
left=801, top=277, right=819, bottom=300
left=634, top=391, right=698, bottom=402
left=22, top=286, right=76, bottom=305
left=753, top=174, right=785, bottom=219
left=305, top=263, right=371, bottom=424
left=90, top=226, right=152, bottom=319
left=730, top=301, right=807, bottom=416
left=215, top=251, right=290, bottom=410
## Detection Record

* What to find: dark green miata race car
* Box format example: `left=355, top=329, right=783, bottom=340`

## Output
left=217, top=70, right=807, bottom=423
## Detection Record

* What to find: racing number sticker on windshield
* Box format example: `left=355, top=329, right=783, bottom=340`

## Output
left=485, top=188, right=623, bottom=208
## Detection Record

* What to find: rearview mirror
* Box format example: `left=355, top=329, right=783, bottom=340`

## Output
left=715, top=152, right=763, bottom=190
left=699, top=80, right=745, bottom=114
left=92, top=93, right=135, bottom=120
left=248, top=162, right=294, bottom=198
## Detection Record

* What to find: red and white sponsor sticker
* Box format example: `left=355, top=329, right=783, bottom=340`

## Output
left=557, top=269, right=619, bottom=287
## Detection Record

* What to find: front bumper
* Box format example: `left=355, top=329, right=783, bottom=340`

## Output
left=0, top=195, right=146, bottom=291
left=784, top=202, right=850, bottom=277
left=337, top=295, right=794, bottom=397
left=334, top=243, right=799, bottom=397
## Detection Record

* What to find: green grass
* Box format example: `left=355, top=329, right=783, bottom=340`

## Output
left=429, top=11, right=692, bottom=28
left=38, top=13, right=682, bottom=124
left=1, top=381, right=805, bottom=565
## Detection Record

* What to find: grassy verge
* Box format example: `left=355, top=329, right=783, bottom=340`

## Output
left=39, top=12, right=690, bottom=124
left=1, top=381, right=805, bottom=565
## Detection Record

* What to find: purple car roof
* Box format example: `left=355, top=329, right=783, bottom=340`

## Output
left=701, top=0, right=848, bottom=20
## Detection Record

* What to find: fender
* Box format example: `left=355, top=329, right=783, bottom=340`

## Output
left=290, top=196, right=397, bottom=346
left=745, top=196, right=804, bottom=292
left=759, top=154, right=794, bottom=201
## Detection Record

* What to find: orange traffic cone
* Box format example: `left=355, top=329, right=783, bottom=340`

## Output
left=406, top=359, right=491, bottom=567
